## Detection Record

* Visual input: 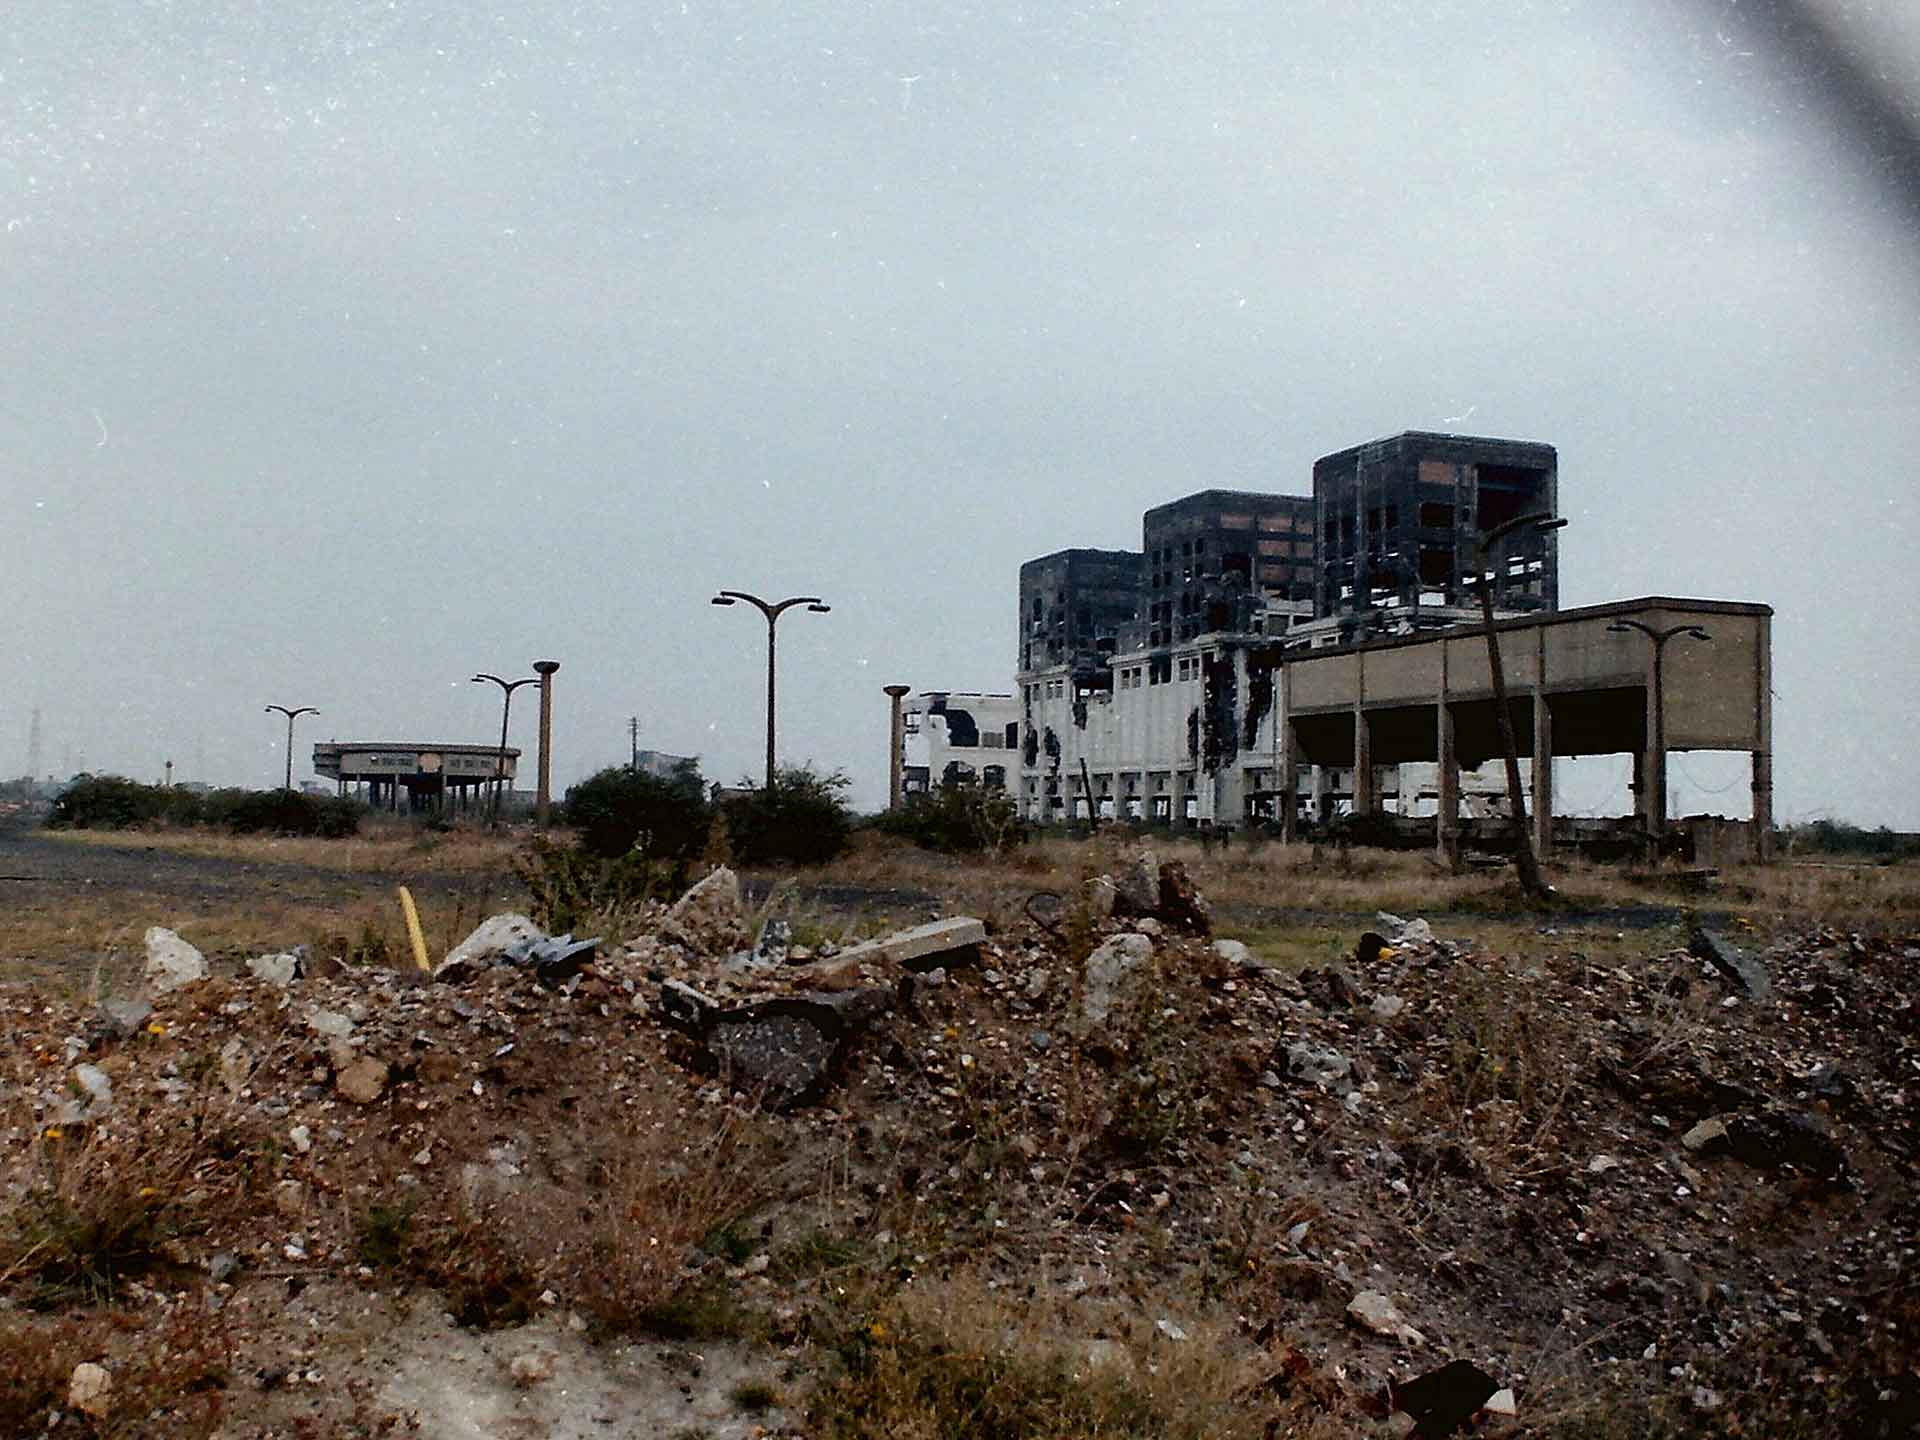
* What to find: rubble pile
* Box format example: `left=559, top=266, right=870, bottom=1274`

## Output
left=4, top=857, right=1917, bottom=1435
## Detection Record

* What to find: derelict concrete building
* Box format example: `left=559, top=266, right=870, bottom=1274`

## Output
left=1007, top=430, right=1773, bottom=857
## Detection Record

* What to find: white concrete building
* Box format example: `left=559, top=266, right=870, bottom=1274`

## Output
left=899, top=691, right=1022, bottom=800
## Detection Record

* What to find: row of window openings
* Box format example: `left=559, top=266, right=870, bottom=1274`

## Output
left=1116, top=655, right=1200, bottom=688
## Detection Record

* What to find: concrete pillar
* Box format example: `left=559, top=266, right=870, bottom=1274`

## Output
left=1172, top=770, right=1190, bottom=827
left=1752, top=612, right=1774, bottom=863
left=533, top=660, right=560, bottom=826
left=1352, top=708, right=1375, bottom=817
left=1310, top=763, right=1329, bottom=828
left=1437, top=701, right=1459, bottom=863
left=1532, top=694, right=1554, bottom=861
left=1278, top=720, right=1299, bottom=843
left=883, top=685, right=911, bottom=810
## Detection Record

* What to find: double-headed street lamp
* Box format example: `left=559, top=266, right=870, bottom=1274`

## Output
left=1607, top=619, right=1711, bottom=845
left=472, top=672, right=539, bottom=825
left=264, top=705, right=319, bottom=791
left=710, top=591, right=831, bottom=789
left=1474, top=511, right=1567, bottom=902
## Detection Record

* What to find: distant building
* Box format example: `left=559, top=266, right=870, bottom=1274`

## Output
left=633, top=749, right=698, bottom=781
left=312, top=741, right=519, bottom=814
left=900, top=692, right=1021, bottom=799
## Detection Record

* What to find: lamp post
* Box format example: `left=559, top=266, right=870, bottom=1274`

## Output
left=1473, top=511, right=1566, bottom=902
left=883, top=684, right=912, bottom=811
left=710, top=591, right=831, bottom=789
left=264, top=705, right=319, bottom=791
left=1607, top=619, right=1711, bottom=846
left=472, top=673, right=539, bottom=825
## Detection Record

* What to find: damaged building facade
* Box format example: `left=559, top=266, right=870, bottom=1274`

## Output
left=1009, top=431, right=1773, bottom=856
left=898, top=691, right=1023, bottom=797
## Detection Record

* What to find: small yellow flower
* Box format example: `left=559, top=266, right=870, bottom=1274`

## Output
left=43, top=1126, right=62, bottom=1140
left=868, top=1322, right=888, bottom=1340
left=147, top=1023, right=167, bottom=1036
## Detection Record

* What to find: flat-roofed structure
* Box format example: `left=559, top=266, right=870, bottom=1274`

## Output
left=312, top=741, right=520, bottom=813
left=1018, top=596, right=1773, bottom=859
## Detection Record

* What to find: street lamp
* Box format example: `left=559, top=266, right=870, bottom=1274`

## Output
left=710, top=591, right=831, bottom=788
left=1473, top=511, right=1567, bottom=902
left=264, top=705, right=319, bottom=791
left=1607, top=619, right=1712, bottom=846
left=472, top=673, right=539, bottom=825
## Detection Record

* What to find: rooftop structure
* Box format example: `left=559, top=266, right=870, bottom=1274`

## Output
left=312, top=741, right=519, bottom=814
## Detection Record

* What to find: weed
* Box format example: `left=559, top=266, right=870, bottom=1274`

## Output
left=729, top=1379, right=782, bottom=1413
left=355, top=1198, right=417, bottom=1269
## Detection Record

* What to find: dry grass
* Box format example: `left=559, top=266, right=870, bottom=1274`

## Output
left=808, top=1267, right=1269, bottom=1440
left=40, top=819, right=522, bottom=874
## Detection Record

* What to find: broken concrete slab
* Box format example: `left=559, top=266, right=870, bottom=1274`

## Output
left=143, top=926, right=207, bottom=994
left=700, top=988, right=894, bottom=1107
left=1082, top=932, right=1154, bottom=1026
left=1156, top=860, right=1212, bottom=935
left=246, top=950, right=303, bottom=987
left=828, top=917, right=987, bottom=975
left=1347, top=1290, right=1425, bottom=1345
left=437, top=914, right=546, bottom=983
left=94, top=997, right=153, bottom=1040
left=660, top=866, right=747, bottom=955
left=1689, top=927, right=1770, bottom=1001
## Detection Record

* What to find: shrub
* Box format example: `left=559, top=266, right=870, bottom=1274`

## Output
left=46, top=775, right=199, bottom=829
left=45, top=778, right=359, bottom=837
left=872, top=783, right=1026, bottom=854
left=564, top=762, right=711, bottom=863
left=512, top=832, right=679, bottom=935
left=723, top=766, right=853, bottom=865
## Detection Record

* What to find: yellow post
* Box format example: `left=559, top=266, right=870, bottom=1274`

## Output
left=397, top=886, right=431, bottom=973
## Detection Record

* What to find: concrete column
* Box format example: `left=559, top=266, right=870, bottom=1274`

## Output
left=1172, top=770, right=1190, bottom=827
left=1437, top=701, right=1459, bottom=863
left=533, top=660, right=560, bottom=826
left=1278, top=720, right=1299, bottom=843
left=1532, top=694, right=1554, bottom=861
left=1352, top=708, right=1375, bottom=817
left=883, top=685, right=911, bottom=810
left=1643, top=677, right=1662, bottom=840
left=1752, top=612, right=1774, bottom=862
left=1310, top=763, right=1329, bottom=828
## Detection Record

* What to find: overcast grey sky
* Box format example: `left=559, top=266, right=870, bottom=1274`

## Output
left=4, top=1, right=1917, bottom=825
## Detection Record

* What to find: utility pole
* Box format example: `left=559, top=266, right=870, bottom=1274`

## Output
left=1473, top=512, right=1565, bottom=903
left=629, top=716, right=641, bottom=771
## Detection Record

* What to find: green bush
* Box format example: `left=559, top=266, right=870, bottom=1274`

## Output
left=872, top=783, right=1025, bottom=854
left=563, top=762, right=712, bottom=863
left=724, top=765, right=853, bottom=865
left=46, top=775, right=199, bottom=829
left=45, top=777, right=359, bottom=837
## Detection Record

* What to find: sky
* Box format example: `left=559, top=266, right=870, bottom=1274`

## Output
left=4, top=1, right=1917, bottom=826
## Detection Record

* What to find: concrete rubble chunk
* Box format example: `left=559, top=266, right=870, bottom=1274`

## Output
left=660, top=866, right=747, bottom=955
left=1156, top=860, right=1212, bottom=934
left=659, top=979, right=719, bottom=1030
left=1485, top=1387, right=1517, bottom=1416
left=70, top=1063, right=113, bottom=1118
left=1114, top=850, right=1160, bottom=915
left=1347, top=1290, right=1425, bottom=1345
left=436, top=914, right=547, bottom=982
left=68, top=1362, right=113, bottom=1419
left=824, top=917, right=987, bottom=976
left=336, top=1056, right=389, bottom=1104
left=94, top=997, right=152, bottom=1039
left=246, top=950, right=302, bottom=987
left=1083, top=875, right=1118, bottom=921
left=1286, top=1042, right=1353, bottom=1090
left=1682, top=1118, right=1729, bottom=1153
left=701, top=988, right=895, bottom=1107
left=1390, top=1358, right=1498, bottom=1436
left=1212, top=938, right=1267, bottom=973
left=1689, top=927, right=1770, bottom=1001
left=143, top=926, right=207, bottom=994
left=1082, top=932, right=1155, bottom=1026
left=1377, top=912, right=1436, bottom=948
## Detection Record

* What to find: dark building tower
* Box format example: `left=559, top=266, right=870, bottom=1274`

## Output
left=1141, top=490, right=1316, bottom=644
left=1312, top=432, right=1559, bottom=621
left=1018, top=548, right=1144, bottom=682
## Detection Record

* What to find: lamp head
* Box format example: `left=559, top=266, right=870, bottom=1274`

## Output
left=1685, top=626, right=1711, bottom=641
left=1606, top=622, right=1630, bottom=635
left=1535, top=517, right=1569, bottom=534
left=710, top=595, right=736, bottom=607
left=807, top=602, right=831, bottom=613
